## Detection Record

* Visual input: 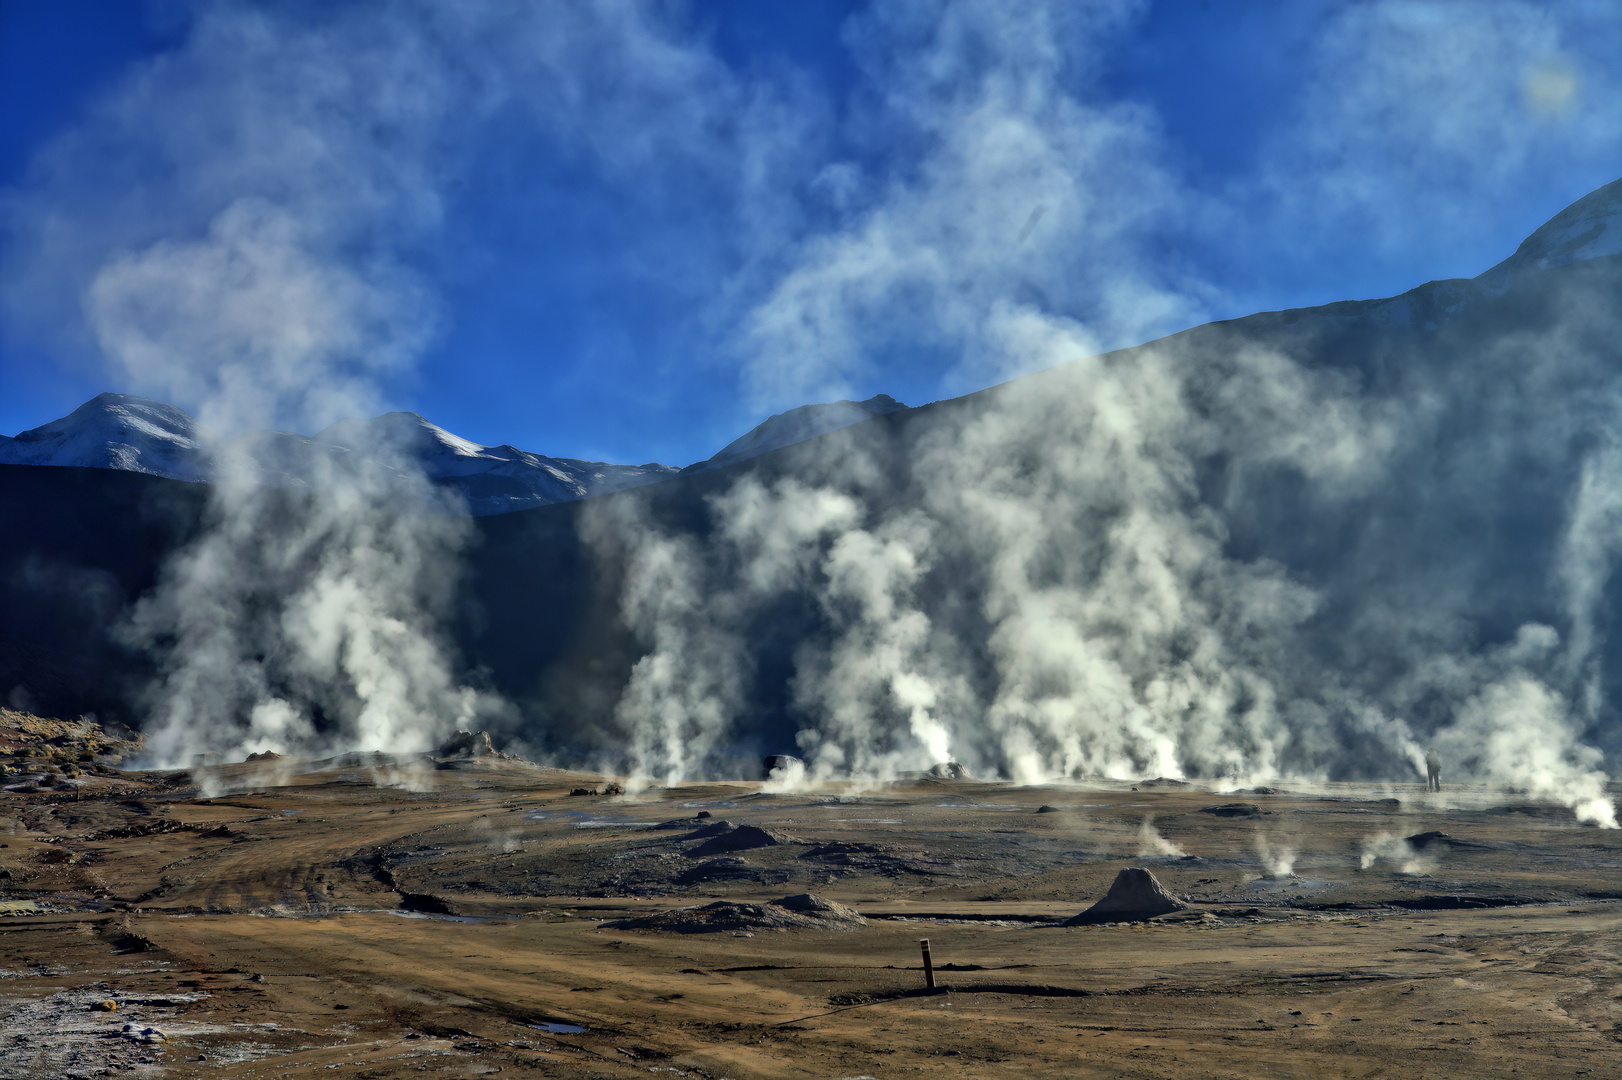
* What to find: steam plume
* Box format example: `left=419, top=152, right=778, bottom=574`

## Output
left=583, top=3, right=1620, bottom=829
left=1136, top=816, right=1185, bottom=858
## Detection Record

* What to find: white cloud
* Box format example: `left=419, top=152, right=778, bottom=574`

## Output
left=739, top=0, right=1203, bottom=410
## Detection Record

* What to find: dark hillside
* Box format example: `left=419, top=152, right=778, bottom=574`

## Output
left=0, top=465, right=207, bottom=722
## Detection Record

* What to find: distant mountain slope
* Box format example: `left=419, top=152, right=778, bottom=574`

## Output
left=1481, top=176, right=1622, bottom=284
left=314, top=412, right=680, bottom=514
left=686, top=394, right=908, bottom=474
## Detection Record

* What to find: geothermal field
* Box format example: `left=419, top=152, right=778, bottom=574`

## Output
left=0, top=714, right=1618, bottom=1079
left=6, top=3, right=1622, bottom=1078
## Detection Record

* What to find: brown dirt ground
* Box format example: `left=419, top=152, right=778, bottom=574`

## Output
left=0, top=753, right=1618, bottom=1078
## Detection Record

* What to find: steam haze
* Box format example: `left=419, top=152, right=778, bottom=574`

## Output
left=1, top=0, right=1620, bottom=821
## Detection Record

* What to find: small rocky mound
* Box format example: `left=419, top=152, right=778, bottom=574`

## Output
left=569, top=781, right=625, bottom=796
left=438, top=730, right=494, bottom=758
left=1036, top=805, right=1061, bottom=814
left=686, top=824, right=793, bottom=857
left=677, top=857, right=771, bottom=885
left=682, top=819, right=738, bottom=839
left=800, top=841, right=886, bottom=861
left=1065, top=867, right=1186, bottom=925
left=244, top=750, right=284, bottom=762
left=601, top=893, right=865, bottom=934
left=926, top=761, right=973, bottom=780
left=0, top=707, right=140, bottom=776
left=1198, top=803, right=1261, bottom=817
left=1137, top=777, right=1189, bottom=789
left=1405, top=830, right=1483, bottom=851
left=652, top=816, right=711, bottom=830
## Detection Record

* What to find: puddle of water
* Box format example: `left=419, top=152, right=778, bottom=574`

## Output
left=1243, top=876, right=1335, bottom=894
left=876, top=916, right=1046, bottom=927
left=202, top=1042, right=284, bottom=1065
left=119, top=993, right=208, bottom=1006
left=573, top=820, right=657, bottom=829
left=531, top=1021, right=588, bottom=1034
left=0, top=901, right=51, bottom=916
left=280, top=809, right=304, bottom=816
left=387, top=910, right=513, bottom=924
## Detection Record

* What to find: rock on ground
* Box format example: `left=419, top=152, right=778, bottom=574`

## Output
left=1198, top=803, right=1261, bottom=817
left=685, top=824, right=795, bottom=857
left=600, top=893, right=866, bottom=934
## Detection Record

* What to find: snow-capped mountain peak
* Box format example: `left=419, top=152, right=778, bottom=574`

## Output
left=0, top=392, right=211, bottom=482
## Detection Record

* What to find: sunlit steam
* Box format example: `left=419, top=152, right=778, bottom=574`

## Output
left=1359, top=832, right=1432, bottom=875
left=59, top=17, right=489, bottom=766
left=1136, top=816, right=1185, bottom=858
left=1253, top=832, right=1297, bottom=880
left=585, top=5, right=1620, bottom=829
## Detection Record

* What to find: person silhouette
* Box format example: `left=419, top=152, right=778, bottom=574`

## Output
left=1425, top=747, right=1441, bottom=792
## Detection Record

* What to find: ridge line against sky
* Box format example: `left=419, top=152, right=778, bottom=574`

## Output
left=1, top=0, right=1620, bottom=466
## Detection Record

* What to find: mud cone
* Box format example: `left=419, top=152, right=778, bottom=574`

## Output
left=1065, top=867, right=1186, bottom=924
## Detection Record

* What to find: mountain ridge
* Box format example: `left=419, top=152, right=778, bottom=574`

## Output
left=0, top=392, right=913, bottom=516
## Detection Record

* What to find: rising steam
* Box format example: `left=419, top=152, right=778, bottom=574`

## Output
left=17, top=9, right=500, bottom=765
left=1, top=2, right=1617, bottom=819
left=1252, top=832, right=1297, bottom=880
left=1360, top=833, right=1431, bottom=875
left=582, top=4, right=1622, bottom=829
left=93, top=203, right=486, bottom=765
left=1136, top=816, right=1185, bottom=858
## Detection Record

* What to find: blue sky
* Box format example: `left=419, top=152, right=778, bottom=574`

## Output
left=2, top=0, right=1619, bottom=466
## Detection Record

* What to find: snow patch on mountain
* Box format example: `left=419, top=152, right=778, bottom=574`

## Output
left=313, top=411, right=679, bottom=514
left=688, top=394, right=908, bottom=473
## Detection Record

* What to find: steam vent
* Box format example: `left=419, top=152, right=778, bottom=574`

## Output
left=1066, top=867, right=1187, bottom=924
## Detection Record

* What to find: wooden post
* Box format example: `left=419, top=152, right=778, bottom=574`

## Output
left=919, top=938, right=935, bottom=989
